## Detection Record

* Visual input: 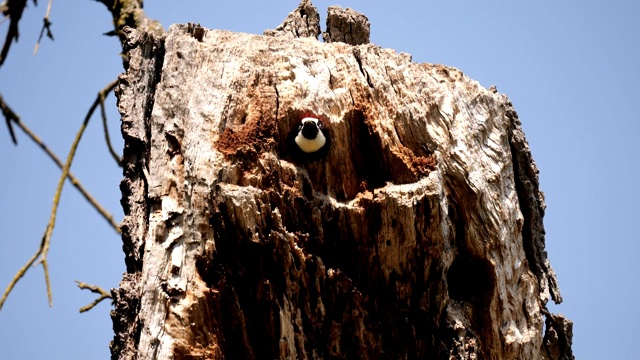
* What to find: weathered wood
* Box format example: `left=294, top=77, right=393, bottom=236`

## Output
left=264, top=0, right=321, bottom=39
left=111, top=27, right=165, bottom=360
left=322, top=6, right=370, bottom=45
left=113, top=17, right=573, bottom=360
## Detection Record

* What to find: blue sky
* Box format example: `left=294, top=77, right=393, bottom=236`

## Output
left=0, top=1, right=638, bottom=359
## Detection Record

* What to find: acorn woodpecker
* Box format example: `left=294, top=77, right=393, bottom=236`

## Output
left=286, top=115, right=331, bottom=162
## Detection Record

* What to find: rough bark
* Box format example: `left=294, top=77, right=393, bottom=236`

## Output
left=96, top=0, right=163, bottom=48
left=113, top=16, right=573, bottom=360
left=322, top=6, right=370, bottom=45
left=264, top=0, right=321, bottom=39
left=112, top=26, right=165, bottom=360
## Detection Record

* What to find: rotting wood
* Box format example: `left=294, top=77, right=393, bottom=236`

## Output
left=112, top=8, right=573, bottom=360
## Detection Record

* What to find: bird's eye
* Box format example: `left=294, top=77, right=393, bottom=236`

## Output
left=317, top=121, right=323, bottom=128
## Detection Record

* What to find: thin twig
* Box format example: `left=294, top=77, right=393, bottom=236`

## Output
left=99, top=90, right=121, bottom=166
left=0, top=92, right=18, bottom=144
left=0, top=243, right=42, bottom=310
left=33, top=0, right=54, bottom=56
left=0, top=92, right=120, bottom=232
left=0, top=80, right=119, bottom=310
left=75, top=281, right=112, bottom=313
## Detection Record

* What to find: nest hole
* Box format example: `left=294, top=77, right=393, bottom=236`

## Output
left=447, top=255, right=494, bottom=303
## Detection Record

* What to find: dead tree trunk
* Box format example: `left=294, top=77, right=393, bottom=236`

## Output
left=111, top=10, right=573, bottom=360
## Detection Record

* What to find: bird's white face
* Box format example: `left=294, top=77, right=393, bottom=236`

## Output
left=295, top=117, right=327, bottom=153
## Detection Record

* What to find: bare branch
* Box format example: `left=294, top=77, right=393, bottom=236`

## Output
left=0, top=236, right=44, bottom=310
left=0, top=80, right=119, bottom=310
left=0, top=0, right=27, bottom=67
left=99, top=89, right=121, bottom=166
left=75, top=280, right=112, bottom=313
left=0, top=92, right=120, bottom=232
left=0, top=92, right=17, bottom=144
left=33, top=0, right=54, bottom=56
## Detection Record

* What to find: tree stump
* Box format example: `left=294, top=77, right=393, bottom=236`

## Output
left=111, top=15, right=573, bottom=360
